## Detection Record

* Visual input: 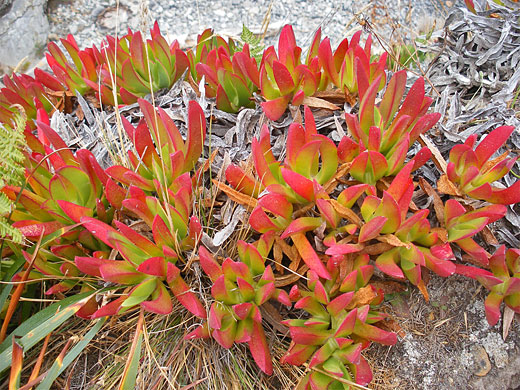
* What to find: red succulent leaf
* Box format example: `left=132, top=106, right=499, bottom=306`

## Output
left=318, top=37, right=340, bottom=85
left=225, top=164, right=263, bottom=197
left=327, top=292, right=355, bottom=316
left=141, top=281, right=173, bottom=315
left=325, top=244, right=361, bottom=256
left=353, top=355, right=374, bottom=386
left=184, top=100, right=206, bottom=171
left=487, top=181, right=520, bottom=205
left=376, top=249, right=405, bottom=279
left=261, top=95, right=291, bottom=121
left=232, top=302, right=253, bottom=320
left=281, top=168, right=315, bottom=202
left=57, top=200, right=93, bottom=223
left=281, top=343, right=317, bottom=366
left=91, top=296, right=127, bottom=319
left=291, top=232, right=331, bottom=279
left=334, top=308, right=358, bottom=338
left=474, top=126, right=514, bottom=168
left=379, top=70, right=407, bottom=127
left=137, top=256, right=167, bottom=277
left=75, top=256, right=112, bottom=278
left=169, top=273, right=207, bottom=318
left=81, top=216, right=119, bottom=247
left=199, top=246, right=222, bottom=281
left=99, top=261, right=145, bottom=285
left=184, top=324, right=211, bottom=340
left=359, top=216, right=387, bottom=243
left=105, top=178, right=126, bottom=209
left=359, top=75, right=382, bottom=132
left=484, top=292, right=503, bottom=326
left=350, top=151, right=388, bottom=185
left=281, top=217, right=323, bottom=239
left=394, top=77, right=426, bottom=124
left=248, top=321, right=273, bottom=375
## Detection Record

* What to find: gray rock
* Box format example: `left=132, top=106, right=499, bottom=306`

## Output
left=0, top=0, right=13, bottom=17
left=0, top=0, right=49, bottom=73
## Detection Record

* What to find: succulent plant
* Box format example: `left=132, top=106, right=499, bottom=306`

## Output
left=282, top=256, right=396, bottom=389
left=445, top=198, right=507, bottom=266
left=186, top=234, right=291, bottom=374
left=446, top=125, right=520, bottom=205
left=457, top=246, right=520, bottom=325
left=341, top=70, right=439, bottom=184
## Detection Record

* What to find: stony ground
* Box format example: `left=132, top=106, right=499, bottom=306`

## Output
left=45, top=0, right=461, bottom=57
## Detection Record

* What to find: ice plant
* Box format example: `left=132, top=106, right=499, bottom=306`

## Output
left=76, top=216, right=206, bottom=319
left=40, top=33, right=99, bottom=96
left=456, top=246, right=520, bottom=325
left=226, top=106, right=339, bottom=206
left=282, top=256, right=396, bottom=389
left=106, top=99, right=205, bottom=197
left=2, top=108, right=121, bottom=237
left=0, top=73, right=54, bottom=127
left=259, top=25, right=321, bottom=120
left=446, top=125, right=520, bottom=204
left=318, top=30, right=387, bottom=97
left=93, top=22, right=189, bottom=105
left=186, top=234, right=291, bottom=375
left=191, top=30, right=260, bottom=113
left=445, top=198, right=507, bottom=266
left=341, top=70, right=439, bottom=184
left=227, top=108, right=342, bottom=278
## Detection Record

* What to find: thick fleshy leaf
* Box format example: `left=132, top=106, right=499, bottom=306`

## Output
left=261, top=95, right=291, bottom=121
left=281, top=343, right=317, bottom=366
left=376, top=249, right=405, bottom=279
left=184, top=100, right=206, bottom=171
left=291, top=232, right=330, bottom=279
left=359, top=216, right=387, bottom=243
left=487, top=181, right=520, bottom=205
left=379, top=70, right=407, bottom=127
left=474, top=126, right=514, bottom=169
left=99, top=261, right=145, bottom=285
left=484, top=292, right=503, bottom=326
left=199, top=246, right=222, bottom=280
left=169, top=275, right=207, bottom=318
left=248, top=321, right=273, bottom=375
left=141, top=281, right=173, bottom=314
left=281, top=217, right=323, bottom=239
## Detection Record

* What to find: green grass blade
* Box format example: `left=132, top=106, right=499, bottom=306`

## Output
left=35, top=318, right=106, bottom=390
left=0, top=291, right=97, bottom=373
left=119, top=310, right=144, bottom=390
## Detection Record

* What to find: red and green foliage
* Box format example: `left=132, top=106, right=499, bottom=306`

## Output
left=0, top=74, right=54, bottom=127
left=446, top=126, right=520, bottom=204
left=190, top=28, right=259, bottom=113
left=318, top=30, right=387, bottom=97
left=75, top=216, right=206, bottom=318
left=282, top=256, right=396, bottom=388
left=445, top=198, right=507, bottom=266
left=186, top=234, right=290, bottom=374
left=259, top=25, right=321, bottom=120
left=3, top=21, right=520, bottom=390
left=106, top=98, right=205, bottom=197
left=457, top=246, right=520, bottom=325
left=341, top=70, right=439, bottom=184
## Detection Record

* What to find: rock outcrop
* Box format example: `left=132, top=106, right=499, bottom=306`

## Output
left=0, top=0, right=49, bottom=73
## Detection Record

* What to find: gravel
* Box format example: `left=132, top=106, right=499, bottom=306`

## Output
left=45, top=0, right=463, bottom=53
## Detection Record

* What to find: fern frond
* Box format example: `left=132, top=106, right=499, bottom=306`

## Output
left=0, top=112, right=26, bottom=187
left=0, top=193, right=21, bottom=244
left=0, top=112, right=26, bottom=244
left=240, top=25, right=265, bottom=63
